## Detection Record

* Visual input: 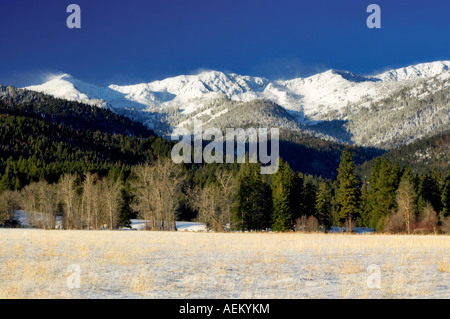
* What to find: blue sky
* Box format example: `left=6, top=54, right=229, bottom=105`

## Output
left=1, top=0, right=450, bottom=87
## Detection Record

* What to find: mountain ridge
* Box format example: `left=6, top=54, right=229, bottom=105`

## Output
left=25, top=61, right=450, bottom=112
left=18, top=60, right=450, bottom=149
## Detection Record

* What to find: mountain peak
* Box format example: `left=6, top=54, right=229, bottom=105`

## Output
left=47, top=73, right=74, bottom=82
left=21, top=59, right=450, bottom=126
left=374, top=61, right=450, bottom=81
left=25, top=73, right=111, bottom=108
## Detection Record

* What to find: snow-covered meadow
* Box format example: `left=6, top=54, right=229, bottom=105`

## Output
left=0, top=229, right=448, bottom=299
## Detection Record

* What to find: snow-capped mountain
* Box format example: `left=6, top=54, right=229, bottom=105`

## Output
left=26, top=74, right=147, bottom=110
left=23, top=61, right=450, bottom=148
left=375, top=61, right=450, bottom=82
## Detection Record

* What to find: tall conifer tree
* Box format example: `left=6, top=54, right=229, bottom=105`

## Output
left=441, top=174, right=450, bottom=219
left=271, top=159, right=294, bottom=232
left=315, top=182, right=333, bottom=231
left=336, top=147, right=360, bottom=231
left=232, top=158, right=272, bottom=231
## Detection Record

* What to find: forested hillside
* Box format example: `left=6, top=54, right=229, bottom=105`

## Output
left=178, top=98, right=383, bottom=178
left=325, top=75, right=450, bottom=149
left=359, top=128, right=450, bottom=178
left=0, top=85, right=155, bottom=137
left=0, top=86, right=174, bottom=190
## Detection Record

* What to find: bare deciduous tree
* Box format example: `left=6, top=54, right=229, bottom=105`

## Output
left=37, top=181, right=58, bottom=229
left=130, top=158, right=184, bottom=231
left=19, top=181, right=58, bottom=229
left=100, top=177, right=123, bottom=230
left=215, top=170, right=236, bottom=229
left=295, top=215, right=308, bottom=232
left=442, top=216, right=450, bottom=234
left=59, top=174, right=79, bottom=230
left=420, top=202, right=439, bottom=234
left=385, top=210, right=405, bottom=233
left=0, top=190, right=19, bottom=224
left=156, top=158, right=184, bottom=230
left=20, top=182, right=40, bottom=228
left=81, top=173, right=98, bottom=230
left=306, top=216, right=320, bottom=232
left=189, top=184, right=225, bottom=232
left=396, top=178, right=417, bottom=234
left=130, top=164, right=157, bottom=229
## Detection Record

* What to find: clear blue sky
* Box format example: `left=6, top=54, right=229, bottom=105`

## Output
left=1, top=0, right=450, bottom=87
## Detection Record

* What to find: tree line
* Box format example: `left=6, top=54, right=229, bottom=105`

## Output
left=190, top=148, right=450, bottom=234
left=1, top=148, right=449, bottom=234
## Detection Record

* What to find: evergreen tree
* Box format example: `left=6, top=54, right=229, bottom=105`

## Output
left=358, top=181, right=371, bottom=228
left=401, top=165, right=414, bottom=185
left=391, top=161, right=401, bottom=188
left=232, top=159, right=272, bottom=231
left=290, top=173, right=304, bottom=223
left=441, top=174, right=450, bottom=219
left=315, top=182, right=333, bottom=231
left=330, top=179, right=340, bottom=227
left=417, top=171, right=442, bottom=214
left=117, top=187, right=132, bottom=229
left=303, top=180, right=318, bottom=218
left=0, top=173, right=9, bottom=193
left=336, top=147, right=360, bottom=231
left=368, top=159, right=399, bottom=231
left=271, top=159, right=294, bottom=232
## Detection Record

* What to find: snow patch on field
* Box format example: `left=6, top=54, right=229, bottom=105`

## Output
left=130, top=219, right=206, bottom=232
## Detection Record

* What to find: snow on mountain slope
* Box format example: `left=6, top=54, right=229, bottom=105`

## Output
left=270, top=70, right=388, bottom=117
left=109, top=69, right=392, bottom=118
left=25, top=61, right=450, bottom=117
left=375, top=61, right=450, bottom=82
left=26, top=74, right=147, bottom=110
left=109, top=71, right=269, bottom=113
left=26, top=74, right=100, bottom=106
left=23, top=61, right=450, bottom=147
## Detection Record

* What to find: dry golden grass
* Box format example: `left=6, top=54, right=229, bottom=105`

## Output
left=0, top=229, right=448, bottom=298
left=438, top=259, right=450, bottom=273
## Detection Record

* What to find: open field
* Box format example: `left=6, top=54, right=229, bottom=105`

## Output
left=0, top=229, right=449, bottom=299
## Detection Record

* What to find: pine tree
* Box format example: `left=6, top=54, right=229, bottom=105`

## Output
left=271, top=159, right=294, bottom=232
left=117, top=187, right=132, bottom=229
left=232, top=158, right=272, bottom=231
left=0, top=174, right=9, bottom=194
left=369, top=159, right=399, bottom=231
left=364, top=158, right=380, bottom=228
left=417, top=172, right=442, bottom=214
left=336, top=147, right=360, bottom=231
left=115, top=168, right=132, bottom=229
left=331, top=179, right=340, bottom=226
left=441, top=174, right=450, bottom=219
left=315, top=182, right=333, bottom=231
left=303, top=180, right=318, bottom=218
left=289, top=173, right=304, bottom=223
left=358, top=181, right=371, bottom=228
left=401, top=165, right=414, bottom=185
